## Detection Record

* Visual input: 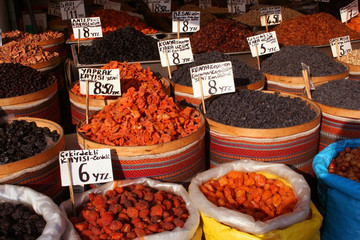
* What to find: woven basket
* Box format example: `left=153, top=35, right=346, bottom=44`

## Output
left=207, top=91, right=321, bottom=176
left=0, top=117, right=65, bottom=203
left=76, top=114, right=206, bottom=183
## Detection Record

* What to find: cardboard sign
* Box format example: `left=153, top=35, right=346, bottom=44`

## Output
left=247, top=31, right=280, bottom=57
left=71, top=17, right=103, bottom=39
left=60, top=0, right=85, bottom=20
left=79, top=68, right=121, bottom=96
left=104, top=1, right=121, bottom=11
left=260, top=6, right=282, bottom=26
left=48, top=3, right=61, bottom=17
left=340, top=0, right=359, bottom=23
left=227, top=0, right=246, bottom=14
left=146, top=0, right=171, bottom=13
left=158, top=38, right=194, bottom=66
left=172, top=11, right=200, bottom=33
left=59, top=149, right=114, bottom=186
left=330, top=36, right=352, bottom=57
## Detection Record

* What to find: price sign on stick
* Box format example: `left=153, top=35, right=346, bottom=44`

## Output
left=48, top=3, right=61, bottom=17
left=190, top=61, right=235, bottom=98
left=104, top=1, right=121, bottom=11
left=79, top=68, right=121, bottom=96
left=60, top=1, right=85, bottom=20
left=260, top=6, right=282, bottom=26
left=227, top=0, right=246, bottom=15
left=247, top=31, right=280, bottom=57
left=94, top=0, right=109, bottom=4
left=71, top=17, right=103, bottom=39
left=199, top=0, right=211, bottom=9
left=59, top=149, right=114, bottom=186
left=158, top=38, right=194, bottom=67
left=330, top=36, right=352, bottom=57
left=172, top=11, right=200, bottom=33
left=340, top=0, right=358, bottom=23
left=146, top=0, right=171, bottom=13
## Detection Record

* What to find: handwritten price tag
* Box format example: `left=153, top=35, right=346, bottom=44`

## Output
left=227, top=0, right=246, bottom=14
left=330, top=35, right=352, bottom=57
left=199, top=0, right=211, bottom=9
left=48, top=3, right=61, bottom=17
left=172, top=11, right=200, bottom=33
left=79, top=68, right=121, bottom=96
left=260, top=6, right=282, bottom=26
left=59, top=149, right=113, bottom=186
left=146, top=0, right=171, bottom=13
left=60, top=0, right=85, bottom=20
left=158, top=38, right=194, bottom=67
left=104, top=1, right=121, bottom=11
left=190, top=61, right=235, bottom=98
left=340, top=0, right=358, bottom=23
left=247, top=31, right=280, bottom=57
left=71, top=17, right=103, bottom=39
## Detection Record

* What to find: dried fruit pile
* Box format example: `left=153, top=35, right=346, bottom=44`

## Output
left=176, top=4, right=227, bottom=27
left=0, top=120, right=60, bottom=164
left=70, top=184, right=189, bottom=239
left=339, top=49, right=360, bottom=66
left=0, top=63, right=55, bottom=98
left=0, top=202, right=46, bottom=239
left=328, top=146, right=360, bottom=183
left=200, top=171, right=298, bottom=221
left=273, top=12, right=360, bottom=46
left=2, top=30, right=63, bottom=45
left=78, top=83, right=202, bottom=146
left=190, top=18, right=253, bottom=54
left=71, top=61, right=165, bottom=100
left=312, top=79, right=360, bottom=110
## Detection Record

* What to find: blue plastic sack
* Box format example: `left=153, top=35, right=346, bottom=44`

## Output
left=313, top=139, right=360, bottom=240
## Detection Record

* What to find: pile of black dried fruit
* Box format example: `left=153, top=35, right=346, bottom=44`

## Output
left=78, top=27, right=160, bottom=64
left=171, top=51, right=264, bottom=87
left=205, top=90, right=317, bottom=129
left=0, top=63, right=55, bottom=98
left=0, top=202, right=46, bottom=240
left=261, top=45, right=347, bottom=77
left=0, top=120, right=60, bottom=164
left=312, top=79, right=360, bottom=110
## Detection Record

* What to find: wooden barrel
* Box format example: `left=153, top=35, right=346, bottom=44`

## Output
left=69, top=77, right=172, bottom=125
left=0, top=117, right=65, bottom=203
left=172, top=77, right=265, bottom=107
left=207, top=92, right=322, bottom=176
left=36, top=35, right=68, bottom=61
left=0, top=77, right=61, bottom=123
left=315, top=102, right=360, bottom=151
left=264, top=69, right=349, bottom=96
left=338, top=61, right=360, bottom=80
left=76, top=114, right=206, bottom=183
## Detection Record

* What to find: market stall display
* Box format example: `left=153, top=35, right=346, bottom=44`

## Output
left=205, top=90, right=321, bottom=176
left=261, top=45, right=349, bottom=95
left=312, top=78, right=360, bottom=151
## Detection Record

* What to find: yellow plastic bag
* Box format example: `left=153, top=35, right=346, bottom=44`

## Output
left=201, top=202, right=322, bottom=240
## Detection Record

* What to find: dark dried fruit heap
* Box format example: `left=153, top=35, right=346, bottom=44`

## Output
left=328, top=146, right=360, bottom=183
left=0, top=202, right=46, bottom=240
left=312, top=79, right=360, bottom=110
left=261, top=45, right=347, bottom=77
left=0, top=63, right=55, bottom=98
left=78, top=27, right=160, bottom=64
left=205, top=90, right=317, bottom=129
left=171, top=51, right=263, bottom=87
left=0, top=120, right=60, bottom=164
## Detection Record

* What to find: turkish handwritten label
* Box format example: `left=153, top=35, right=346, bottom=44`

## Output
left=172, top=11, right=200, bottom=33
left=59, top=149, right=114, bottom=186
left=146, top=0, right=171, bottom=13
left=60, top=1, right=85, bottom=20
left=48, top=3, right=61, bottom=17
left=247, top=31, right=280, bottom=57
left=227, top=0, right=246, bottom=14
left=79, top=68, right=121, bottom=96
left=104, top=1, right=121, bottom=11
left=260, top=6, right=282, bottom=26
left=158, top=38, right=194, bottom=67
left=330, top=35, right=352, bottom=57
left=190, top=61, right=235, bottom=98
left=71, top=17, right=103, bottom=39
left=340, top=0, right=358, bottom=23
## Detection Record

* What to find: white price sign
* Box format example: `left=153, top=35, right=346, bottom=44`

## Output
left=260, top=6, right=282, bottom=26
left=330, top=36, right=352, bottom=57
left=340, top=0, right=359, bottom=23
left=146, top=0, right=171, bottom=13
left=48, top=3, right=61, bottom=17
left=190, top=61, right=235, bottom=98
left=94, top=0, right=109, bottom=4
left=79, top=68, right=121, bottom=96
left=172, top=11, right=200, bottom=33
left=104, top=1, right=121, bottom=11
left=60, top=1, right=85, bottom=20
left=199, top=0, right=211, bottom=9
left=247, top=31, right=280, bottom=57
left=59, top=149, right=114, bottom=186
left=158, top=38, right=194, bottom=66
left=227, top=0, right=246, bottom=14
left=71, top=17, right=103, bottom=39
